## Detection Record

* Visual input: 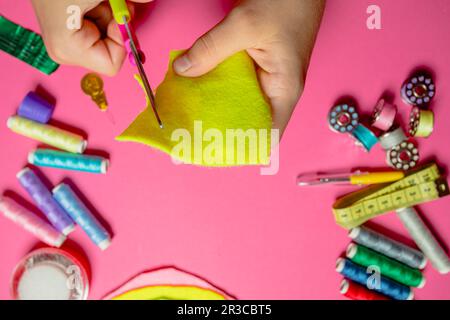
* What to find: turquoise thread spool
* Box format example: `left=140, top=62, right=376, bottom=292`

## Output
left=351, top=124, right=379, bottom=152
left=29, top=149, right=108, bottom=174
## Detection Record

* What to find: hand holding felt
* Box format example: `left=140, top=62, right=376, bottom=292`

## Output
left=117, top=50, right=273, bottom=166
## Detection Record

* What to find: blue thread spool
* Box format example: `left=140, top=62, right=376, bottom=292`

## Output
left=328, top=104, right=359, bottom=134
left=18, top=92, right=55, bottom=124
left=336, top=258, right=413, bottom=300
left=351, top=124, right=379, bottom=152
left=53, top=183, right=111, bottom=250
left=29, top=149, right=109, bottom=174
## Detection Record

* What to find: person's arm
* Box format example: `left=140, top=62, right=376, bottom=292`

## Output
left=174, top=0, right=325, bottom=134
left=31, top=0, right=153, bottom=76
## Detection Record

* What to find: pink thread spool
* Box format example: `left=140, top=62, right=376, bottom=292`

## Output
left=118, top=24, right=146, bottom=66
left=372, top=99, right=397, bottom=132
left=0, top=196, right=66, bottom=247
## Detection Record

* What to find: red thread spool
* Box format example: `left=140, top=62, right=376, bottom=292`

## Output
left=340, top=279, right=389, bottom=300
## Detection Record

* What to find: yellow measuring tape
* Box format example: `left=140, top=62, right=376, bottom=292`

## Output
left=333, top=163, right=449, bottom=229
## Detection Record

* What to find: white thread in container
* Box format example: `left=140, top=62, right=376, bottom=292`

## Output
left=10, top=248, right=89, bottom=300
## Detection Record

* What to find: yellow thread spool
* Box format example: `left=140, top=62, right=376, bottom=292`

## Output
left=409, top=107, right=434, bottom=138
left=7, top=116, right=87, bottom=154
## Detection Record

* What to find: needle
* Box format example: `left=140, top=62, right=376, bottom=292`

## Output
left=122, top=16, right=163, bottom=129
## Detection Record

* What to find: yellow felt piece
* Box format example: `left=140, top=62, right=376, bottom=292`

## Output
left=112, top=285, right=227, bottom=300
left=116, top=50, right=273, bottom=166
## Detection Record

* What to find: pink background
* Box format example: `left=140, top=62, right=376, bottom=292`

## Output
left=1, top=0, right=450, bottom=300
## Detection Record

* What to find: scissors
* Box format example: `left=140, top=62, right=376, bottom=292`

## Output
left=109, top=0, right=163, bottom=128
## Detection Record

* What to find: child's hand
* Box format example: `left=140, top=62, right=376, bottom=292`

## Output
left=31, top=0, right=153, bottom=76
left=174, top=0, right=325, bottom=134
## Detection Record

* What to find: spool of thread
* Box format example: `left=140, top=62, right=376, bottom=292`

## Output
left=0, top=16, right=59, bottom=75
left=17, top=168, right=74, bottom=235
left=53, top=183, right=111, bottom=250
left=340, top=279, right=389, bottom=300
left=17, top=92, right=55, bottom=124
left=328, top=104, right=359, bottom=133
left=401, top=73, right=435, bottom=107
left=7, top=116, right=87, bottom=154
left=336, top=258, right=413, bottom=300
left=409, top=107, right=434, bottom=138
left=351, top=124, right=379, bottom=152
left=372, top=99, right=397, bottom=132
left=379, top=127, right=408, bottom=151
left=349, top=226, right=426, bottom=269
left=346, top=243, right=425, bottom=288
left=387, top=141, right=419, bottom=171
left=396, top=207, right=450, bottom=274
left=29, top=149, right=109, bottom=174
left=0, top=196, right=65, bottom=247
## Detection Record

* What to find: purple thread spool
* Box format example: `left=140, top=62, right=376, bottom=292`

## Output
left=17, top=168, right=75, bottom=235
left=18, top=92, right=55, bottom=124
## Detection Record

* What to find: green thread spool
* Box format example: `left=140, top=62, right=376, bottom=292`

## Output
left=347, top=243, right=425, bottom=288
left=0, top=15, right=59, bottom=75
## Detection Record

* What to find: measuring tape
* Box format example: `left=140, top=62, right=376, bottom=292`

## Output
left=333, top=163, right=449, bottom=229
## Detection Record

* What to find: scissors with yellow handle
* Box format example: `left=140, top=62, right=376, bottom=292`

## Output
left=109, top=0, right=163, bottom=128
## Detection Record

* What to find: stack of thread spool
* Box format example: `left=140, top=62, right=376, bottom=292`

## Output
left=328, top=70, right=436, bottom=172
left=401, top=72, right=435, bottom=139
left=372, top=73, right=450, bottom=274
left=371, top=99, right=419, bottom=172
left=377, top=71, right=436, bottom=171
left=0, top=91, right=111, bottom=250
left=7, top=91, right=109, bottom=174
left=325, top=69, right=447, bottom=299
left=337, top=226, right=427, bottom=300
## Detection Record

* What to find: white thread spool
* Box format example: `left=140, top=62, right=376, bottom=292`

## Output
left=379, top=127, right=407, bottom=151
left=396, top=207, right=450, bottom=274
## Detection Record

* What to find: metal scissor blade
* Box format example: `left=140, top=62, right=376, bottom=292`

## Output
left=123, top=17, right=163, bottom=129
